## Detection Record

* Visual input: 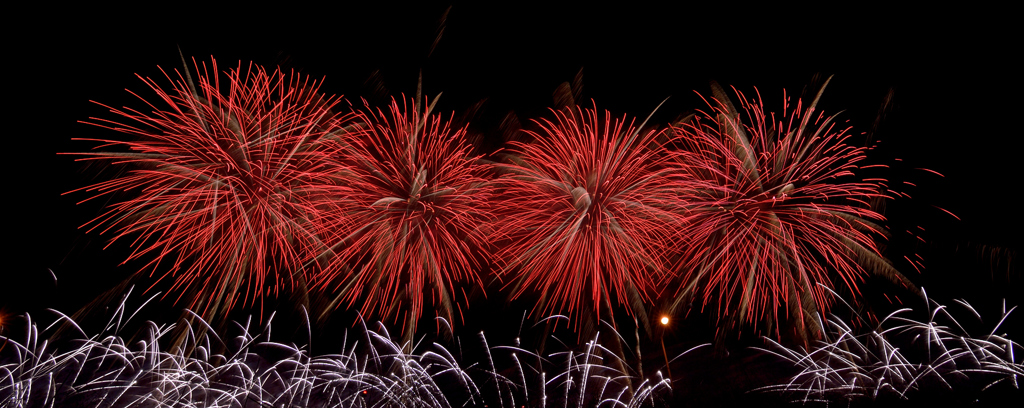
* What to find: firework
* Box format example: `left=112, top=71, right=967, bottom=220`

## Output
left=667, top=79, right=916, bottom=343
left=492, top=103, right=683, bottom=328
left=69, top=58, right=353, bottom=319
left=313, top=97, right=493, bottom=337
left=0, top=291, right=679, bottom=408
left=756, top=289, right=1022, bottom=404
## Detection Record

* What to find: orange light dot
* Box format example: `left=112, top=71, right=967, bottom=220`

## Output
left=660, top=316, right=669, bottom=325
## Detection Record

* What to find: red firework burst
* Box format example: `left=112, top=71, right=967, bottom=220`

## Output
left=70, top=58, right=352, bottom=318
left=669, top=80, right=915, bottom=342
left=493, top=104, right=682, bottom=328
left=314, top=97, right=492, bottom=336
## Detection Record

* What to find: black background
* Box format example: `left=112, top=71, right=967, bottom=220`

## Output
left=3, top=3, right=1021, bottom=402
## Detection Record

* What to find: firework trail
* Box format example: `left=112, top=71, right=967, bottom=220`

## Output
left=69, top=58, right=355, bottom=322
left=491, top=103, right=684, bottom=330
left=0, top=291, right=679, bottom=408
left=313, top=96, right=493, bottom=339
left=756, top=288, right=1022, bottom=405
left=667, top=79, right=917, bottom=343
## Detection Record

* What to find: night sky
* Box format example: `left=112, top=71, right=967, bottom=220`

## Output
left=3, top=3, right=1021, bottom=403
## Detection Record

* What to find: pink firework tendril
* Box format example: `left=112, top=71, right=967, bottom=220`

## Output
left=669, top=79, right=916, bottom=342
left=70, top=58, right=353, bottom=319
left=492, top=103, right=685, bottom=328
left=314, top=97, right=493, bottom=336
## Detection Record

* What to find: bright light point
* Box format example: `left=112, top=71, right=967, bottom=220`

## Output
left=660, top=316, right=669, bottom=325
